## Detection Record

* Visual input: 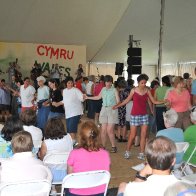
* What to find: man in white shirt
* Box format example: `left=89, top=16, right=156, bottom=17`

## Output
left=20, top=77, right=36, bottom=112
left=117, top=136, right=178, bottom=196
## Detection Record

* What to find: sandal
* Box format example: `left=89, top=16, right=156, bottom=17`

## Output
left=110, top=147, right=117, bottom=153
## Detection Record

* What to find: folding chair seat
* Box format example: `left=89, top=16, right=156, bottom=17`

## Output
left=61, top=170, right=111, bottom=196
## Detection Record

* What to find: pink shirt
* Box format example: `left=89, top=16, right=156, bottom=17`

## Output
left=166, top=89, right=190, bottom=112
left=67, top=148, right=110, bottom=195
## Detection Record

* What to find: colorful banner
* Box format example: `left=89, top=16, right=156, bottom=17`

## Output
left=0, top=42, right=86, bottom=81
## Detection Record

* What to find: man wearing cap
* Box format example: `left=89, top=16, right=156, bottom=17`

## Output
left=20, top=77, right=36, bottom=112
left=36, top=76, right=50, bottom=130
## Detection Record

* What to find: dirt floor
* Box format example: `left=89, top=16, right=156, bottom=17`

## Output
left=105, top=133, right=148, bottom=188
left=80, top=116, right=150, bottom=189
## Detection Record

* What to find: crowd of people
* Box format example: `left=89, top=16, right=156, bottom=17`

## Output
left=0, top=64, right=196, bottom=195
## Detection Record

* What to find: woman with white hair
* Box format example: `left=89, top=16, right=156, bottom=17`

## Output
left=156, top=109, right=184, bottom=142
left=156, top=109, right=184, bottom=165
left=36, top=76, right=50, bottom=130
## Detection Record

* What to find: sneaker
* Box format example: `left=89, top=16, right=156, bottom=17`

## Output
left=73, top=142, right=79, bottom=148
left=137, top=153, right=145, bottom=160
left=124, top=151, right=130, bottom=159
left=110, top=147, right=117, bottom=153
left=50, top=185, right=57, bottom=196
left=50, top=190, right=57, bottom=196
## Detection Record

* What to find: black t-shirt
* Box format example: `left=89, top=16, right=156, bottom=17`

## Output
left=50, top=89, right=64, bottom=113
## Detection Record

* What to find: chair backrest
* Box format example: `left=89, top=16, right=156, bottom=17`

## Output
left=174, top=142, right=189, bottom=168
left=175, top=142, right=189, bottom=153
left=61, top=170, right=111, bottom=196
left=184, top=127, right=196, bottom=165
left=156, top=129, right=185, bottom=165
left=43, top=152, right=70, bottom=184
left=43, top=152, right=70, bottom=167
left=0, top=179, right=51, bottom=196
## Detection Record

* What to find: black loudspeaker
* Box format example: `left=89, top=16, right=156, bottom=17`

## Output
left=127, top=48, right=142, bottom=57
left=127, top=56, right=141, bottom=65
left=127, top=65, right=142, bottom=75
left=115, top=62, right=124, bottom=75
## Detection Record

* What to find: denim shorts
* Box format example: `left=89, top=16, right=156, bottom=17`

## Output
left=66, top=115, right=81, bottom=133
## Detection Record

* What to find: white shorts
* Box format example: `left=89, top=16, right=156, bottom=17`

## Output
left=99, top=106, right=118, bottom=124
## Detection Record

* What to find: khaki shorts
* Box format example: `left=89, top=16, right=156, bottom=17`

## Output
left=99, top=106, right=118, bottom=124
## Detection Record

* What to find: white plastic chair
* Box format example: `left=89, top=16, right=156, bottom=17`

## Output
left=0, top=179, right=51, bottom=196
left=174, top=142, right=189, bottom=169
left=43, top=152, right=70, bottom=195
left=180, top=146, right=196, bottom=185
left=61, top=170, right=111, bottom=196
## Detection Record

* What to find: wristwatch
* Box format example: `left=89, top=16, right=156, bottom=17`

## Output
left=135, top=171, right=147, bottom=181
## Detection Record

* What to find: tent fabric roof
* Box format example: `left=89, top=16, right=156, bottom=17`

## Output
left=0, top=0, right=196, bottom=65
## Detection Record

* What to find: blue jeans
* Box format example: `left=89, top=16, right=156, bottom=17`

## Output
left=37, top=106, right=50, bottom=129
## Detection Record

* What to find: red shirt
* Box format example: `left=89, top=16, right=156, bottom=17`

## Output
left=131, top=91, right=149, bottom=115
left=94, top=82, right=104, bottom=96
left=75, top=81, right=83, bottom=92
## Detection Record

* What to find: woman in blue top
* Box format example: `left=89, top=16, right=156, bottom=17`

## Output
left=0, top=116, right=23, bottom=158
left=85, top=75, right=119, bottom=153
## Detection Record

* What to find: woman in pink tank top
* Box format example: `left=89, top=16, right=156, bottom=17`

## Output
left=113, top=74, right=165, bottom=160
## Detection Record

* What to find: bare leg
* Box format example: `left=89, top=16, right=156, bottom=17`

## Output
left=122, top=125, right=127, bottom=140
left=106, top=123, right=116, bottom=147
left=117, top=125, right=121, bottom=139
left=101, top=123, right=107, bottom=147
left=117, top=182, right=127, bottom=195
left=70, top=133, right=76, bottom=141
left=193, top=95, right=196, bottom=106
left=126, top=126, right=137, bottom=151
left=94, top=112, right=99, bottom=126
left=140, top=125, right=148, bottom=153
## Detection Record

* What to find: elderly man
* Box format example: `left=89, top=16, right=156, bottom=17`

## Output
left=117, top=136, right=178, bottom=196
left=0, top=131, right=52, bottom=183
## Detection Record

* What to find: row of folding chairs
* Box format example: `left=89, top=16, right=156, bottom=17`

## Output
left=0, top=170, right=111, bottom=196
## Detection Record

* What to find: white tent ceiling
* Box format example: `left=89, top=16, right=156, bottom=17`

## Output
left=0, top=0, right=196, bottom=66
